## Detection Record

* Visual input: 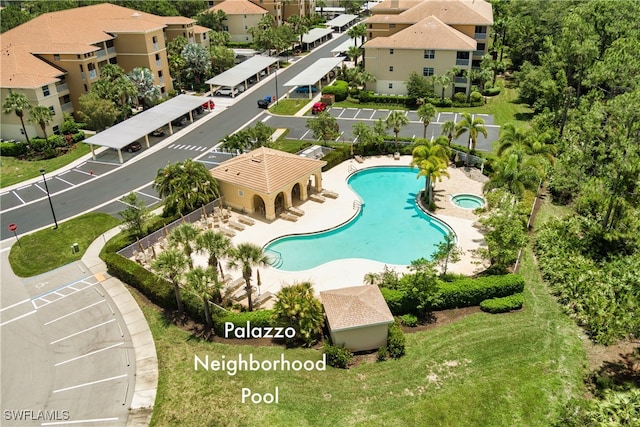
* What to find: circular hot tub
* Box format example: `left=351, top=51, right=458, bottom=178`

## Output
left=451, top=194, right=485, bottom=209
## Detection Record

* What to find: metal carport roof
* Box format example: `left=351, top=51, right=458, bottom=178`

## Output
left=283, top=57, right=344, bottom=87
left=83, top=94, right=209, bottom=150
left=325, top=14, right=358, bottom=28
left=331, top=39, right=355, bottom=54
left=205, top=56, right=278, bottom=88
left=302, top=28, right=334, bottom=44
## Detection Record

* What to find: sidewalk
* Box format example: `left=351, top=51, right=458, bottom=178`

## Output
left=82, top=227, right=158, bottom=427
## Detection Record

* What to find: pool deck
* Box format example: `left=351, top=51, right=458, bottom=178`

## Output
left=193, top=156, right=489, bottom=301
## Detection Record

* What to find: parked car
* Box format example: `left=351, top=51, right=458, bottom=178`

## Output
left=311, top=102, right=327, bottom=114
left=152, top=128, right=165, bottom=137
left=215, top=86, right=244, bottom=96
left=124, top=141, right=142, bottom=152
left=257, top=96, right=272, bottom=109
left=202, top=99, right=215, bottom=109
left=295, top=86, right=318, bottom=94
left=171, top=115, right=188, bottom=127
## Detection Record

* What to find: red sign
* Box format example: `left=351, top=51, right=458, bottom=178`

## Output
left=8, top=223, right=17, bottom=232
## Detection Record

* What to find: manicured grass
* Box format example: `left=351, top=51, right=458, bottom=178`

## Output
left=0, top=142, right=92, bottom=188
left=8, top=212, right=121, bottom=277
left=142, top=248, right=585, bottom=426
left=333, top=100, right=408, bottom=110
left=532, top=198, right=573, bottom=230
left=269, top=99, right=311, bottom=116
left=271, top=138, right=310, bottom=154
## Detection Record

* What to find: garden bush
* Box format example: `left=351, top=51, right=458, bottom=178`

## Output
left=386, top=321, right=406, bottom=358
left=470, top=91, right=483, bottom=103
left=480, top=293, right=524, bottom=313
left=213, top=309, right=274, bottom=337
left=321, top=145, right=350, bottom=171
left=400, top=313, right=418, bottom=327
left=380, top=288, right=411, bottom=315
left=377, top=345, right=389, bottom=361
left=453, top=92, right=467, bottom=104
left=323, top=342, right=353, bottom=369
left=435, top=274, right=525, bottom=310
left=321, top=80, right=349, bottom=102
left=0, top=141, right=28, bottom=157
left=357, top=91, right=412, bottom=106
left=483, top=87, right=501, bottom=96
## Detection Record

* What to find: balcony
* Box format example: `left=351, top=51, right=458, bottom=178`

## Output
left=96, top=49, right=106, bottom=58
left=474, top=32, right=487, bottom=39
left=55, top=83, right=69, bottom=93
left=61, top=102, right=74, bottom=113
left=88, top=69, right=97, bottom=80
left=159, top=76, right=164, bottom=85
left=107, top=46, right=116, bottom=55
left=156, top=59, right=162, bottom=67
left=473, top=50, right=485, bottom=57
left=81, top=72, right=85, bottom=81
left=455, top=59, right=469, bottom=66
left=153, top=42, right=159, bottom=50
left=454, top=77, right=468, bottom=84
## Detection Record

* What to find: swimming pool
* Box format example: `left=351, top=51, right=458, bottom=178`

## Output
left=452, top=194, right=485, bottom=209
left=264, top=166, right=452, bottom=271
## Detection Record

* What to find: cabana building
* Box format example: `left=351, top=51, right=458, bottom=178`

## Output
left=210, top=147, right=326, bottom=221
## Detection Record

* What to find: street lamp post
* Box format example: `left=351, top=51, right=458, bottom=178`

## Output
left=274, top=65, right=279, bottom=106
left=40, top=169, right=58, bottom=229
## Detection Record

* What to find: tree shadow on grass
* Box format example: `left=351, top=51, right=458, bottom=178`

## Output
left=590, top=346, right=640, bottom=392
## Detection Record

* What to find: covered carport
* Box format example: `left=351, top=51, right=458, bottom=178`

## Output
left=301, top=28, right=334, bottom=51
left=205, top=56, right=279, bottom=97
left=83, top=94, right=210, bottom=164
left=325, top=14, right=359, bottom=32
left=283, top=57, right=344, bottom=99
left=331, top=39, right=355, bottom=56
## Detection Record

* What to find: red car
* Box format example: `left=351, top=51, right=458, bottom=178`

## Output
left=311, top=102, right=327, bottom=114
left=202, top=99, right=215, bottom=110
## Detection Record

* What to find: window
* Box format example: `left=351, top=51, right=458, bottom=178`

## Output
left=152, top=36, right=158, bottom=43
left=160, top=86, right=165, bottom=94
left=49, top=106, right=55, bottom=115
left=54, top=54, right=60, bottom=61
left=368, top=24, right=372, bottom=29
left=477, top=43, right=485, bottom=51
left=53, top=125, right=60, bottom=135
left=423, top=67, right=434, bottom=77
left=244, top=26, right=247, bottom=30
left=42, top=85, right=50, bottom=96
left=238, top=190, right=244, bottom=197
left=223, top=25, right=229, bottom=31
left=158, top=70, right=163, bottom=77
left=109, top=57, right=118, bottom=64
left=389, top=66, right=394, bottom=72
left=423, top=49, right=435, bottom=59
left=155, top=53, right=160, bottom=61
left=389, top=49, right=394, bottom=55
left=79, top=64, right=84, bottom=72
left=84, top=84, right=88, bottom=91
left=203, top=33, right=207, bottom=40
left=389, top=24, right=396, bottom=28
left=475, top=26, right=487, bottom=34
left=388, top=83, right=393, bottom=89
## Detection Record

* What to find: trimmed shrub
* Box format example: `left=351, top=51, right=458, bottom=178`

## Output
left=358, top=92, right=412, bottom=106
left=321, top=80, right=349, bottom=102
left=435, top=274, right=525, bottom=310
left=470, top=91, right=483, bottom=104
left=0, top=141, right=28, bottom=157
left=480, top=293, right=524, bottom=314
left=380, top=287, right=411, bottom=315
left=377, top=345, right=389, bottom=361
left=400, top=313, right=418, bottom=327
left=483, top=87, right=501, bottom=96
left=323, top=342, right=353, bottom=369
left=213, top=309, right=274, bottom=337
left=453, top=92, right=467, bottom=103
left=321, top=145, right=350, bottom=171
left=386, top=321, right=406, bottom=358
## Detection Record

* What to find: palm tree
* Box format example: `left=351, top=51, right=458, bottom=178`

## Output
left=385, top=110, right=409, bottom=146
left=441, top=120, right=456, bottom=147
left=454, top=112, right=488, bottom=165
left=28, top=105, right=53, bottom=140
left=347, top=23, right=366, bottom=47
left=496, top=124, right=530, bottom=157
left=185, top=266, right=220, bottom=328
left=151, top=248, right=189, bottom=314
left=497, top=124, right=556, bottom=164
left=169, top=223, right=200, bottom=268
left=227, top=243, right=269, bottom=312
left=181, top=43, right=212, bottom=85
left=272, top=282, right=324, bottom=346
left=436, top=74, right=451, bottom=100
left=346, top=45, right=362, bottom=67
left=483, top=152, right=545, bottom=199
left=127, top=67, right=160, bottom=109
left=287, top=15, right=308, bottom=47
left=417, top=103, right=437, bottom=139
left=410, top=137, right=450, bottom=205
left=153, top=159, right=220, bottom=216
left=2, top=92, right=32, bottom=143
left=195, top=230, right=232, bottom=277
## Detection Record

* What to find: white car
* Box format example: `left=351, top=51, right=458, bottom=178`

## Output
left=215, top=86, right=245, bottom=96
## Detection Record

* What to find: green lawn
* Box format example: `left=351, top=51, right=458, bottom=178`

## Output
left=270, top=99, right=311, bottom=116
left=0, top=143, right=92, bottom=188
left=271, top=138, right=310, bottom=154
left=143, top=246, right=585, bottom=426
left=8, top=212, right=121, bottom=277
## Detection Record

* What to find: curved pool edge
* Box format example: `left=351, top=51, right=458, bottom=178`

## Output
left=450, top=193, right=486, bottom=210
left=415, top=190, right=458, bottom=243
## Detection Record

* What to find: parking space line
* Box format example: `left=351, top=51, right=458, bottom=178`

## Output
left=52, top=373, right=127, bottom=393
left=369, top=110, right=376, bottom=120
left=197, top=159, right=219, bottom=165
left=34, top=183, right=48, bottom=194
left=42, top=417, right=120, bottom=426
left=337, top=109, right=345, bottom=118
left=301, top=129, right=311, bottom=139
left=73, top=169, right=94, bottom=177
left=335, top=131, right=344, bottom=142
left=55, top=342, right=124, bottom=367
left=0, top=310, right=37, bottom=327
left=44, top=300, right=105, bottom=326
left=50, top=319, right=115, bottom=345
left=261, top=116, right=271, bottom=122
left=0, top=298, right=30, bottom=312
left=87, top=159, right=118, bottom=166
left=437, top=113, right=441, bottom=122
left=55, top=176, right=74, bottom=186
left=136, top=191, right=161, bottom=201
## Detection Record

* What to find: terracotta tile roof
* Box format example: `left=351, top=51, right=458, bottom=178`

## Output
left=210, top=147, right=326, bottom=194
left=320, top=285, right=394, bottom=331
left=209, top=0, right=268, bottom=15
left=0, top=44, right=64, bottom=88
left=161, top=16, right=195, bottom=24
left=364, top=15, right=476, bottom=50
left=194, top=25, right=211, bottom=34
left=368, top=0, right=493, bottom=25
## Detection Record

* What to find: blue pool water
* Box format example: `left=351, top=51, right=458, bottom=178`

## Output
left=452, top=194, right=485, bottom=209
left=264, top=166, right=452, bottom=271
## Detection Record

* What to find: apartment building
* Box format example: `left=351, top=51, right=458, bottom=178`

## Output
left=0, top=3, right=210, bottom=142
left=208, top=0, right=315, bottom=26
left=208, top=0, right=268, bottom=42
left=363, top=0, right=493, bottom=97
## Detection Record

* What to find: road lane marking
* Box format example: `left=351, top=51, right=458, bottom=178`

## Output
left=54, top=342, right=124, bottom=366
left=44, top=300, right=105, bottom=326
left=42, top=417, right=119, bottom=426
left=136, top=191, right=161, bottom=201
left=50, top=319, right=115, bottom=344
left=53, top=373, right=127, bottom=393
left=261, top=116, right=271, bottom=122
left=0, top=310, right=37, bottom=327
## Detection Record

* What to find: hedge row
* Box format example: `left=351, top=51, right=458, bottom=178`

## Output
left=435, top=274, right=525, bottom=309
left=213, top=309, right=274, bottom=337
left=0, top=142, right=27, bottom=157
left=321, top=145, right=350, bottom=171
left=358, top=91, right=412, bottom=106
left=321, top=80, right=349, bottom=102
left=480, top=293, right=524, bottom=314
left=380, top=288, right=414, bottom=315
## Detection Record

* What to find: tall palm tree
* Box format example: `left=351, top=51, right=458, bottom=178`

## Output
left=436, top=74, right=451, bottom=100
left=385, top=110, right=409, bottom=146
left=496, top=123, right=530, bottom=157
left=410, top=137, right=450, bottom=205
left=28, top=105, right=53, bottom=140
left=483, top=152, right=545, bottom=199
left=497, top=124, right=556, bottom=164
left=416, top=103, right=437, bottom=139
left=127, top=67, right=160, bottom=109
left=441, top=120, right=456, bottom=147
left=454, top=112, right=488, bottom=165
left=185, top=266, right=220, bottom=328
left=195, top=230, right=232, bottom=277
left=151, top=248, right=189, bottom=314
left=169, top=223, right=200, bottom=268
left=347, top=23, right=366, bottom=47
left=346, top=45, right=362, bottom=67
left=287, top=15, right=308, bottom=46
left=227, top=243, right=269, bottom=312
left=2, top=92, right=32, bottom=143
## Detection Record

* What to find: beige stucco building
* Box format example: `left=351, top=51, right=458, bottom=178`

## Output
left=0, top=3, right=210, bottom=142
left=210, top=147, right=326, bottom=221
left=320, top=285, right=395, bottom=352
left=209, top=0, right=268, bottom=42
left=208, top=0, right=315, bottom=26
left=363, top=0, right=493, bottom=97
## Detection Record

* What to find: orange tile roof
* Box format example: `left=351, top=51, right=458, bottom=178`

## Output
left=194, top=25, right=211, bottom=34
left=210, top=147, right=326, bottom=194
left=320, top=285, right=394, bottom=331
left=0, top=44, right=64, bottom=88
left=368, top=0, right=493, bottom=25
left=162, top=16, right=195, bottom=24
left=209, top=0, right=268, bottom=15
left=364, top=15, right=476, bottom=50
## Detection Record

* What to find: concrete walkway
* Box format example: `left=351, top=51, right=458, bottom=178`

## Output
left=82, top=227, right=158, bottom=427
